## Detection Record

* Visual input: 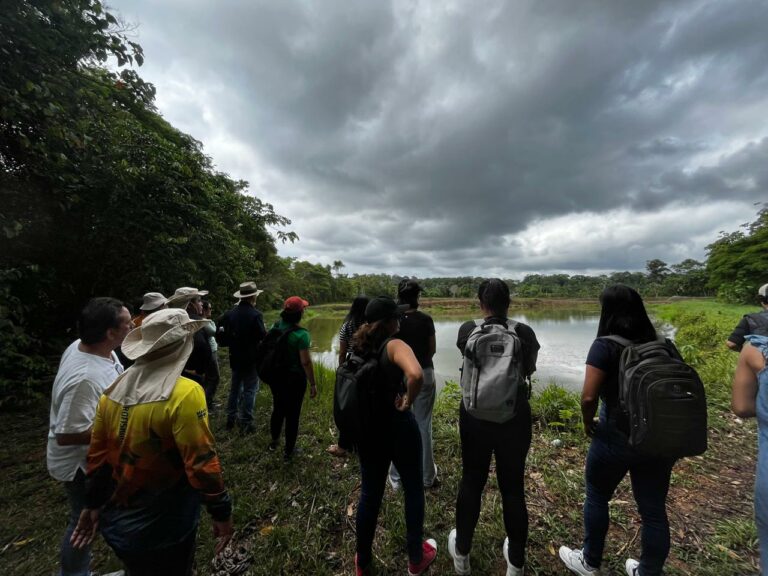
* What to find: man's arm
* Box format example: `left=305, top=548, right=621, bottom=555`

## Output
left=56, top=430, right=91, bottom=445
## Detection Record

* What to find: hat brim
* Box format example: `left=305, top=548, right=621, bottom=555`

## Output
left=121, top=319, right=208, bottom=360
left=139, top=300, right=168, bottom=311
left=233, top=289, right=264, bottom=299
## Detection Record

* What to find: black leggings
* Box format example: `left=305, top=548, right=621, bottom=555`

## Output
left=455, top=401, right=532, bottom=567
left=270, top=371, right=307, bottom=456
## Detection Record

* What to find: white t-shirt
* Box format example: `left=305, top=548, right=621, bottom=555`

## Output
left=46, top=340, right=124, bottom=481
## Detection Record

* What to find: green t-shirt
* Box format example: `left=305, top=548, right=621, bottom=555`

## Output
left=274, top=320, right=311, bottom=372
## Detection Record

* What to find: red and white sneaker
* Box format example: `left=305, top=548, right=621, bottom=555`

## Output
left=407, top=539, right=437, bottom=575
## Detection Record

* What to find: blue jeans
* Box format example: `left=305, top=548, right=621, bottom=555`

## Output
left=227, top=364, right=260, bottom=426
left=390, top=367, right=437, bottom=487
left=60, top=469, right=90, bottom=576
left=583, top=421, right=675, bottom=576
left=356, top=410, right=424, bottom=567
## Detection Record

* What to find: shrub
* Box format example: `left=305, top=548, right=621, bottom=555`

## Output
left=530, top=383, right=581, bottom=430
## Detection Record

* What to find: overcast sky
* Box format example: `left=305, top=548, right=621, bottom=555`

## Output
left=109, top=0, right=768, bottom=278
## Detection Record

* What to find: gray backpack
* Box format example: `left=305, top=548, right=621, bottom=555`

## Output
left=460, top=319, right=525, bottom=423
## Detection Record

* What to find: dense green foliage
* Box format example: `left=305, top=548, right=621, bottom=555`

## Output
left=706, top=206, right=768, bottom=303
left=0, top=1, right=294, bottom=404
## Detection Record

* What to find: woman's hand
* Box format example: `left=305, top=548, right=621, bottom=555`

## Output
left=394, top=393, right=410, bottom=411
left=309, top=383, right=317, bottom=399
left=213, top=517, right=234, bottom=555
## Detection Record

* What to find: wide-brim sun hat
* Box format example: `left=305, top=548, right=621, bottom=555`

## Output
left=233, top=281, right=264, bottom=299
left=167, top=286, right=209, bottom=307
left=122, top=308, right=208, bottom=360
left=140, top=291, right=168, bottom=311
left=759, top=283, right=768, bottom=298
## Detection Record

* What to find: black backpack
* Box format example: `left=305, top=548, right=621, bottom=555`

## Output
left=604, top=335, right=708, bottom=459
left=255, top=324, right=300, bottom=385
left=333, top=339, right=391, bottom=444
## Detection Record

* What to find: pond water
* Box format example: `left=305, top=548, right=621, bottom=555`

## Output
left=305, top=309, right=602, bottom=392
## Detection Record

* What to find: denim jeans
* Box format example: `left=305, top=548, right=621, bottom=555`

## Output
left=455, top=400, right=532, bottom=568
left=356, top=410, right=424, bottom=568
left=227, top=364, right=260, bottom=426
left=60, top=469, right=90, bottom=576
left=583, top=421, right=675, bottom=576
left=390, top=367, right=437, bottom=487
left=747, top=335, right=768, bottom=573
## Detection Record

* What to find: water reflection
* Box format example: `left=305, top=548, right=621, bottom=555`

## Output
left=305, top=310, right=601, bottom=392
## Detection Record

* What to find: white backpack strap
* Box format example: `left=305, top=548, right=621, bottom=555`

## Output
left=505, top=319, right=518, bottom=332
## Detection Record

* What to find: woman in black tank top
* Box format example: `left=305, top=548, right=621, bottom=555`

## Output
left=351, top=297, right=438, bottom=576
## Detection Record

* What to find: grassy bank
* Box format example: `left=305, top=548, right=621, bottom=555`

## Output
left=0, top=299, right=760, bottom=575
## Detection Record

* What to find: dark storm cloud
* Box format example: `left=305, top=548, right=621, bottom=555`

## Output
left=111, top=0, right=768, bottom=276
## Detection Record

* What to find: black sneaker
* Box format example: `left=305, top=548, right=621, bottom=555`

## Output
left=268, top=440, right=279, bottom=452
left=284, top=446, right=302, bottom=462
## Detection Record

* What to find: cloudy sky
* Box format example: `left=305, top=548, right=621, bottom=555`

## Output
left=110, top=0, right=768, bottom=278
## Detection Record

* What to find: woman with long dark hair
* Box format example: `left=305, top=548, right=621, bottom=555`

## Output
left=559, top=285, right=674, bottom=576
left=267, top=296, right=317, bottom=461
left=328, top=295, right=370, bottom=457
left=448, top=279, right=540, bottom=576
left=352, top=296, right=437, bottom=576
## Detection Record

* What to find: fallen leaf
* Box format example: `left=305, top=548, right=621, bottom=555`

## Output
left=259, top=526, right=274, bottom=536
left=347, top=503, right=354, bottom=517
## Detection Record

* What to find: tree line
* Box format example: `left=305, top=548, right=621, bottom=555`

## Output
left=1, top=1, right=767, bottom=407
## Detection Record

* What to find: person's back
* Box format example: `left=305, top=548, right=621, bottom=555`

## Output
left=89, top=376, right=226, bottom=552
left=560, top=284, right=676, bottom=576
left=228, top=300, right=266, bottom=369
left=450, top=279, right=539, bottom=576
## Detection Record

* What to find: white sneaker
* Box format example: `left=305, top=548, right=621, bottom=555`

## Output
left=447, top=529, right=471, bottom=575
left=503, top=537, right=524, bottom=576
left=625, top=558, right=639, bottom=575
left=387, top=474, right=402, bottom=492
left=558, top=546, right=601, bottom=575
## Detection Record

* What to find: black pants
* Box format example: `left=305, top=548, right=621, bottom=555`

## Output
left=455, top=401, right=532, bottom=567
left=117, top=529, right=196, bottom=576
left=270, top=371, right=307, bottom=456
left=204, top=354, right=220, bottom=409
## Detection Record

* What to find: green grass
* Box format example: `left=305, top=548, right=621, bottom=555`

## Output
left=0, top=299, right=761, bottom=575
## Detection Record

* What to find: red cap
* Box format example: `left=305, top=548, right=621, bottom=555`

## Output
left=283, top=296, right=309, bottom=312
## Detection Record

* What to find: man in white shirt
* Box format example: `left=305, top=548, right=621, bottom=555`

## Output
left=47, top=297, right=133, bottom=576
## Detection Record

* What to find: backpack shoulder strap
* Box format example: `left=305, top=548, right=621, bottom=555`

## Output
left=601, top=335, right=632, bottom=347
left=505, top=319, right=518, bottom=332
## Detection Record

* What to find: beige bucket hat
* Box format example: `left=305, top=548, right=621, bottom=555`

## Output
left=139, top=292, right=168, bottom=311
left=122, top=308, right=208, bottom=360
left=107, top=309, right=208, bottom=406
left=167, top=286, right=209, bottom=307
left=233, top=281, right=264, bottom=299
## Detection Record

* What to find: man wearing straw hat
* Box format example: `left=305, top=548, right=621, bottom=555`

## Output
left=70, top=308, right=233, bottom=575
left=220, top=281, right=267, bottom=433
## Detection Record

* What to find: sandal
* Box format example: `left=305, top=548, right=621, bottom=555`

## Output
left=326, top=444, right=349, bottom=457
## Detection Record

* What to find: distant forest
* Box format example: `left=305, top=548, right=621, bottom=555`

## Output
left=2, top=2, right=767, bottom=407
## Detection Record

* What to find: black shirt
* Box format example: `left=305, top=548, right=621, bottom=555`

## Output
left=184, top=312, right=212, bottom=383
left=728, top=309, right=768, bottom=350
left=456, top=316, right=540, bottom=378
left=396, top=310, right=435, bottom=368
left=223, top=301, right=267, bottom=370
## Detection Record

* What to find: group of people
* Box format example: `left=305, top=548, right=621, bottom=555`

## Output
left=45, top=277, right=768, bottom=576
